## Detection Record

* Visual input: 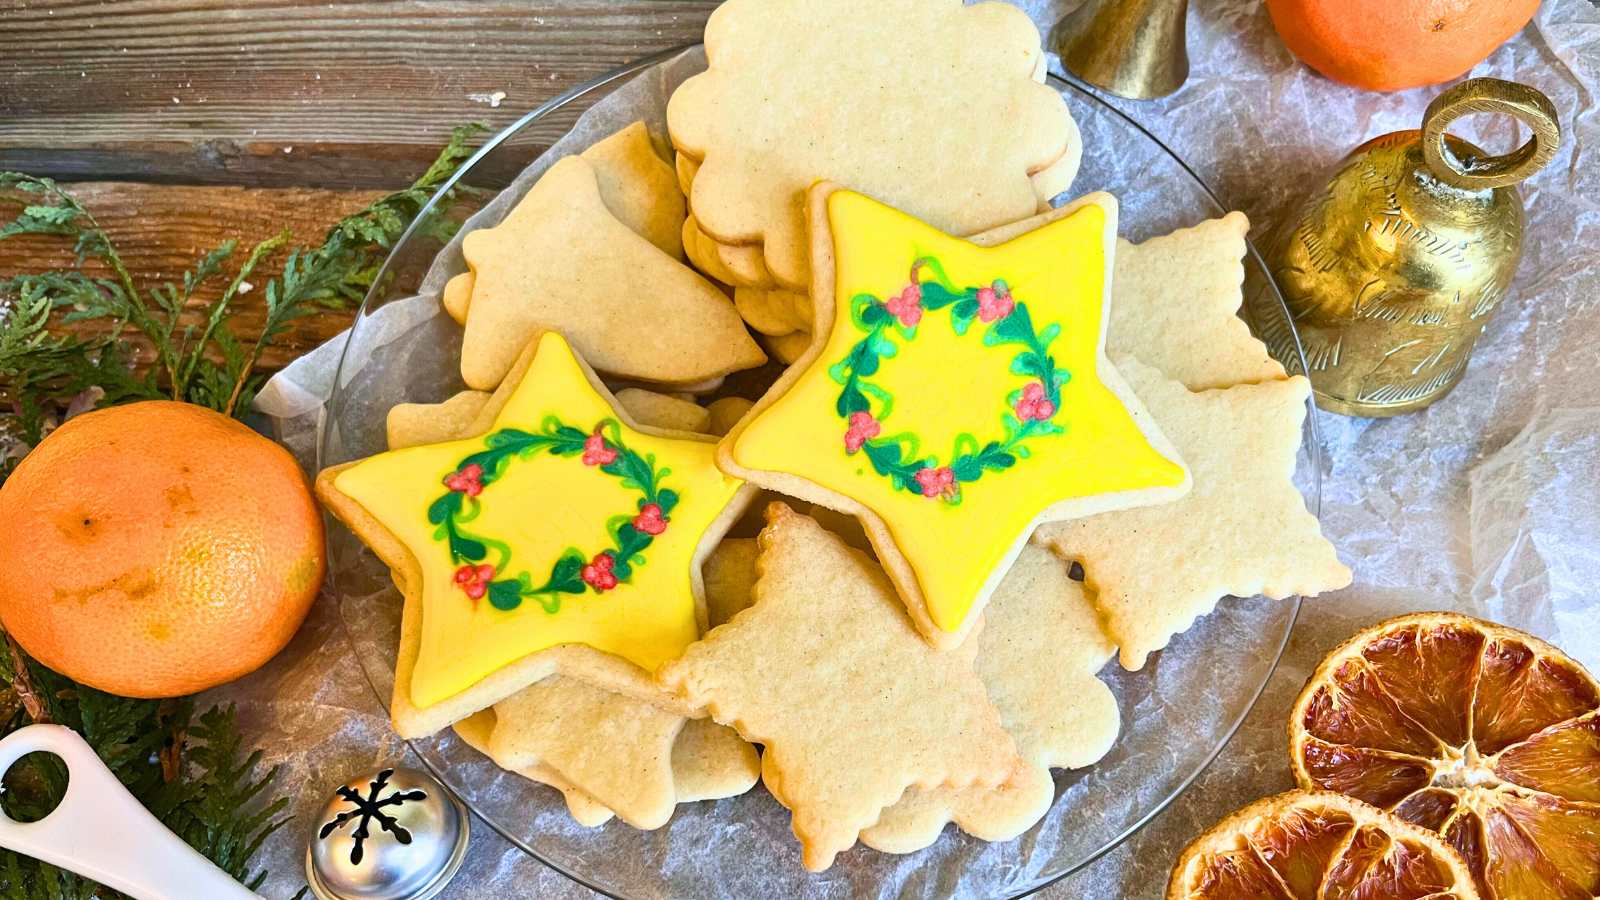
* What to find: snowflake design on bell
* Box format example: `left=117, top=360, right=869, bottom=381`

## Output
left=318, top=768, right=428, bottom=865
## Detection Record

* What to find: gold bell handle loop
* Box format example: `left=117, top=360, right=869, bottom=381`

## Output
left=1421, top=77, right=1561, bottom=191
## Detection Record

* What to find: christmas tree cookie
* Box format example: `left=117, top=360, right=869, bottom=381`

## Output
left=973, top=209, right=1285, bottom=390
left=316, top=331, right=754, bottom=737
left=1109, top=213, right=1286, bottom=390
left=861, top=545, right=1118, bottom=852
left=1033, top=359, right=1351, bottom=669
left=658, top=505, right=1019, bottom=871
left=719, top=186, right=1191, bottom=648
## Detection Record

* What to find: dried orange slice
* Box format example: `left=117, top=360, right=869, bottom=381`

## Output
left=1290, top=612, right=1600, bottom=900
left=1166, top=790, right=1480, bottom=899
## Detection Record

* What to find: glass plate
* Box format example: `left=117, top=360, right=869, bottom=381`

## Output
left=319, top=46, right=1319, bottom=900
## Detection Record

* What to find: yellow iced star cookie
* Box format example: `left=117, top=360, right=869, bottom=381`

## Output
left=317, top=331, right=752, bottom=737
left=719, top=186, right=1191, bottom=648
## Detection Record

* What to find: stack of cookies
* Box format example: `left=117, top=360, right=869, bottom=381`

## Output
left=669, top=0, right=1083, bottom=366
left=316, top=0, right=1350, bottom=873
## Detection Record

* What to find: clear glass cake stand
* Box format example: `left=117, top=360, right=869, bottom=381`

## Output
left=318, top=45, right=1320, bottom=900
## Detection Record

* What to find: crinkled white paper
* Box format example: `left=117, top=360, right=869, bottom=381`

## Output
left=239, top=2, right=1600, bottom=897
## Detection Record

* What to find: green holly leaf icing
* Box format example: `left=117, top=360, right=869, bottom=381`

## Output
left=920, top=281, right=964, bottom=311
left=857, top=296, right=890, bottom=328
left=549, top=553, right=587, bottom=592
left=486, top=580, right=523, bottom=611
left=655, top=488, right=680, bottom=515
left=988, top=304, right=1036, bottom=346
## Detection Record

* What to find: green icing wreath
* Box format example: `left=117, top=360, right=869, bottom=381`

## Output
left=427, top=416, right=676, bottom=612
left=829, top=256, right=1070, bottom=505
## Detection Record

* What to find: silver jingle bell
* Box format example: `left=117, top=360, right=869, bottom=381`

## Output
left=306, top=767, right=470, bottom=900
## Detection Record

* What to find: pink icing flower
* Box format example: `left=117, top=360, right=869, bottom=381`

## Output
left=915, top=466, right=957, bottom=500
left=1014, top=382, right=1056, bottom=422
left=582, top=429, right=619, bottom=466
left=581, top=552, right=619, bottom=591
left=976, top=282, right=1015, bottom=322
left=884, top=283, right=923, bottom=328
left=454, top=563, right=496, bottom=601
left=843, top=411, right=881, bottom=454
left=443, top=462, right=485, bottom=497
left=633, top=503, right=668, bottom=536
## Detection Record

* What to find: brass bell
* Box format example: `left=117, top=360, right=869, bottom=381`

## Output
left=1052, top=0, right=1190, bottom=100
left=1265, top=78, right=1560, bottom=417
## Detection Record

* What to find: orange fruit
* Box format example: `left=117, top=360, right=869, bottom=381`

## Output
left=1167, top=790, right=1480, bottom=899
left=1289, top=613, right=1600, bottom=900
left=1265, top=0, right=1540, bottom=92
left=0, top=401, right=324, bottom=698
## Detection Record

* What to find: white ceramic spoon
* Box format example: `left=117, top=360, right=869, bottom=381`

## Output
left=0, top=724, right=260, bottom=900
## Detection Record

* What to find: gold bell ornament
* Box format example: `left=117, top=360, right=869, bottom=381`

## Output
left=1052, top=0, right=1190, bottom=100
left=1264, top=77, right=1560, bottom=417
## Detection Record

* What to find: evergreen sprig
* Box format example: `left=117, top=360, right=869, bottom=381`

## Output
left=0, top=124, right=488, bottom=896
left=0, top=640, right=288, bottom=899
left=0, top=122, right=486, bottom=476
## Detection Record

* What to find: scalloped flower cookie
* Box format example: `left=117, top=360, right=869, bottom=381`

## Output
left=667, top=0, right=1078, bottom=289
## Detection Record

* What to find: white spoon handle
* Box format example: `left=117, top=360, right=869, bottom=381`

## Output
left=0, top=724, right=261, bottom=900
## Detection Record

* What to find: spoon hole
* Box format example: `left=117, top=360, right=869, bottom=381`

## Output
left=0, top=750, right=68, bottom=824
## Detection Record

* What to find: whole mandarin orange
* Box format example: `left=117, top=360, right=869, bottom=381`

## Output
left=1266, top=0, right=1540, bottom=92
left=0, top=401, right=324, bottom=697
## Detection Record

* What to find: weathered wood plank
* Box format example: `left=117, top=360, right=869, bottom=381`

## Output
left=1, top=182, right=381, bottom=369
left=0, top=141, right=539, bottom=190
left=0, top=0, right=715, bottom=187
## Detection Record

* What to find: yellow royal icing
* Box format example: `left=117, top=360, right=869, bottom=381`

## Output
left=732, top=191, right=1186, bottom=633
left=335, top=332, right=743, bottom=709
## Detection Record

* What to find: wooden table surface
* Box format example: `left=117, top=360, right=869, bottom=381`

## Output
left=1, top=0, right=718, bottom=369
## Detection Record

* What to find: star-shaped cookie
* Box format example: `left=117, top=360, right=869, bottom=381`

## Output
left=972, top=210, right=1285, bottom=391
left=720, top=186, right=1190, bottom=648
left=457, top=155, right=763, bottom=390
left=1033, top=358, right=1351, bottom=669
left=316, top=331, right=753, bottom=737
left=453, top=707, right=758, bottom=828
left=861, top=545, right=1118, bottom=852
left=658, top=504, right=1019, bottom=871
left=387, top=390, right=493, bottom=450
left=454, top=708, right=618, bottom=826
left=488, top=675, right=683, bottom=828
left=667, top=0, right=1076, bottom=288
left=482, top=675, right=761, bottom=829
